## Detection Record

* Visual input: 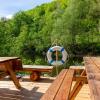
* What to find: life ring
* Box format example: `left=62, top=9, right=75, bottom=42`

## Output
left=47, top=46, right=68, bottom=66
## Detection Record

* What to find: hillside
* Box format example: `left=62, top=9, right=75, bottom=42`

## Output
left=0, top=0, right=100, bottom=65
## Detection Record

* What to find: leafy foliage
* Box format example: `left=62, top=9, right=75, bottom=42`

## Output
left=0, top=0, right=100, bottom=65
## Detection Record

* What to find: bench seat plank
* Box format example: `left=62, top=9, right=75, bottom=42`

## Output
left=41, top=69, right=68, bottom=100
left=55, top=69, right=74, bottom=100
left=41, top=69, right=74, bottom=100
left=17, top=65, right=53, bottom=72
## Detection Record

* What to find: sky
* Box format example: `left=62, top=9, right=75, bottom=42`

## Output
left=0, top=0, right=52, bottom=18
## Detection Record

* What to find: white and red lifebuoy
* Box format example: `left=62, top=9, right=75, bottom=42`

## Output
left=47, top=46, right=68, bottom=66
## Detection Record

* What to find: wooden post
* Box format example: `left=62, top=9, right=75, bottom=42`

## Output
left=56, top=50, right=58, bottom=75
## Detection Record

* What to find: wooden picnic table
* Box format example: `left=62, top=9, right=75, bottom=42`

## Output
left=0, top=57, right=22, bottom=89
left=84, top=57, right=100, bottom=100
left=0, top=57, right=53, bottom=87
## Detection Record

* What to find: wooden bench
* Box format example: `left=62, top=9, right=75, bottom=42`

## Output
left=41, top=69, right=74, bottom=100
left=16, top=65, right=53, bottom=81
left=6, top=58, right=53, bottom=81
left=0, top=57, right=53, bottom=88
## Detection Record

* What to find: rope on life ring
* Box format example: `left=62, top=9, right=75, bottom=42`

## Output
left=47, top=46, right=68, bottom=66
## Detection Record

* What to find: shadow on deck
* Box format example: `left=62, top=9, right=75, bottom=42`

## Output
left=0, top=87, right=43, bottom=100
left=0, top=77, right=54, bottom=100
left=0, top=76, right=90, bottom=100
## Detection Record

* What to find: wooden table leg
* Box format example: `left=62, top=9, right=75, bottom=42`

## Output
left=30, top=71, right=40, bottom=81
left=5, top=62, right=21, bottom=89
left=69, top=70, right=86, bottom=100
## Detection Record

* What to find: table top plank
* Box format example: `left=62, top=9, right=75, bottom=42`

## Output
left=0, top=57, right=19, bottom=63
left=84, top=57, right=100, bottom=100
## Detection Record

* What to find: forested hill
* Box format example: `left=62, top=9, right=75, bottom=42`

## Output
left=0, top=0, right=100, bottom=65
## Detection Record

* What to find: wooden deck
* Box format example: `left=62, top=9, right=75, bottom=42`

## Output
left=73, top=82, right=90, bottom=100
left=0, top=76, right=90, bottom=100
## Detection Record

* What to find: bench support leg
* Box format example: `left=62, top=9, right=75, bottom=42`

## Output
left=30, top=71, right=40, bottom=81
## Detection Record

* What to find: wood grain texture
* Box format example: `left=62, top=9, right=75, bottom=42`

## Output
left=41, top=69, right=75, bottom=100
left=54, top=69, right=74, bottom=100
left=41, top=69, right=68, bottom=100
left=70, top=70, right=86, bottom=100
left=5, top=62, right=21, bottom=89
left=84, top=57, right=100, bottom=100
left=0, top=57, right=19, bottom=63
left=16, top=65, right=53, bottom=72
left=0, top=57, right=22, bottom=89
left=0, top=77, right=90, bottom=100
